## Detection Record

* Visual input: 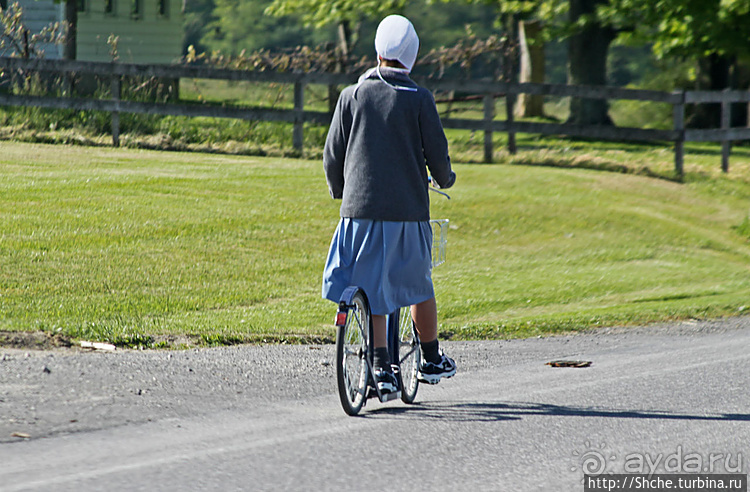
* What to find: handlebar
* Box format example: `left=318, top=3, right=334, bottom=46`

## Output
left=428, top=177, right=451, bottom=200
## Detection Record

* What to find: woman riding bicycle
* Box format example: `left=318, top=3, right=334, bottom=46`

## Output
left=322, top=14, right=457, bottom=395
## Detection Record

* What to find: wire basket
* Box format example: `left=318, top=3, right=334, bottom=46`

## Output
left=430, top=219, right=449, bottom=268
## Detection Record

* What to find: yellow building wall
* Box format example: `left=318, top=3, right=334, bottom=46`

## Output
left=77, top=0, right=183, bottom=64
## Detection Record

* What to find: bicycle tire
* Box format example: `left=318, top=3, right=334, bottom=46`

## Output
left=397, top=306, right=420, bottom=404
left=335, top=289, right=371, bottom=416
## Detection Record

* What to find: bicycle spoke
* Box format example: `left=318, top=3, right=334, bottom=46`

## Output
left=353, top=309, right=368, bottom=343
left=398, top=345, right=416, bottom=365
left=396, top=307, right=421, bottom=404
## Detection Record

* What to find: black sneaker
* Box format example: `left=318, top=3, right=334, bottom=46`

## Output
left=375, top=368, right=398, bottom=394
left=418, top=351, right=457, bottom=384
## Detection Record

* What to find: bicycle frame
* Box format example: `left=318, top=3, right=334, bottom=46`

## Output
left=386, top=312, right=402, bottom=374
left=334, top=217, right=448, bottom=414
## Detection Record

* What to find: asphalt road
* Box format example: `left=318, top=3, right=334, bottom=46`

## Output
left=2, top=317, right=750, bottom=491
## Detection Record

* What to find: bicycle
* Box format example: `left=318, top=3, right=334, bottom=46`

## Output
left=334, top=217, right=449, bottom=416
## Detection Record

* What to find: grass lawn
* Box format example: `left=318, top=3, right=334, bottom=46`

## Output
left=1, top=141, right=749, bottom=348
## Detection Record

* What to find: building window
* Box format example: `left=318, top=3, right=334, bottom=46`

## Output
left=131, top=0, right=142, bottom=18
left=77, top=0, right=86, bottom=12
left=105, top=0, right=115, bottom=15
left=158, top=0, right=168, bottom=18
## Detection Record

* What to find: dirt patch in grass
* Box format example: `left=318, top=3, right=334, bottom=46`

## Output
left=0, top=331, right=74, bottom=350
left=0, top=331, right=335, bottom=351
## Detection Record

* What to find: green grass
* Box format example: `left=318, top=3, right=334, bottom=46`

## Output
left=436, top=163, right=750, bottom=338
left=0, top=141, right=749, bottom=347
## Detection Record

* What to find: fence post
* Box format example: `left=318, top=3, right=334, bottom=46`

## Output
left=721, top=89, right=731, bottom=173
left=111, top=74, right=121, bottom=148
left=293, top=80, right=304, bottom=152
left=62, top=72, right=73, bottom=97
left=505, top=89, right=517, bottom=155
left=483, top=93, right=494, bottom=163
left=672, top=90, right=685, bottom=176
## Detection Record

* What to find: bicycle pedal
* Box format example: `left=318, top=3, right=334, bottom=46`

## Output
left=379, top=391, right=401, bottom=403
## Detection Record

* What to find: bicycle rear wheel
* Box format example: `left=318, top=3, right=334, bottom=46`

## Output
left=398, top=306, right=420, bottom=404
left=335, top=289, right=371, bottom=416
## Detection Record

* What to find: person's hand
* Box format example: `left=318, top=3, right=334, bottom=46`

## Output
left=429, top=172, right=455, bottom=190
left=428, top=176, right=452, bottom=199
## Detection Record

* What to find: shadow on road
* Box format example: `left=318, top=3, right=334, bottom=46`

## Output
left=362, top=401, right=750, bottom=423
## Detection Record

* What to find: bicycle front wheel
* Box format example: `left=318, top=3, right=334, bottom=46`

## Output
left=398, top=306, right=420, bottom=404
left=335, top=289, right=371, bottom=416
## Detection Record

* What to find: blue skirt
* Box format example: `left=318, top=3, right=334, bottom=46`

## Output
left=322, top=219, right=434, bottom=315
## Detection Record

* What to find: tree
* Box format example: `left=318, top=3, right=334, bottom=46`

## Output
left=600, top=0, right=750, bottom=125
left=0, top=2, right=65, bottom=59
left=183, top=0, right=216, bottom=54
left=515, top=19, right=545, bottom=117
left=566, top=0, right=614, bottom=125
left=201, top=0, right=322, bottom=55
left=505, top=0, right=617, bottom=124
left=442, top=0, right=616, bottom=124
left=265, top=0, right=406, bottom=69
left=61, top=0, right=76, bottom=60
left=601, top=0, right=750, bottom=64
left=490, top=0, right=750, bottom=125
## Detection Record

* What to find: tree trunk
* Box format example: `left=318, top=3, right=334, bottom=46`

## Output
left=566, top=0, right=614, bottom=126
left=63, top=0, right=77, bottom=60
left=515, top=20, right=545, bottom=118
left=336, top=20, right=351, bottom=70
left=328, top=21, right=353, bottom=114
left=501, top=13, right=518, bottom=83
left=689, top=54, right=732, bottom=128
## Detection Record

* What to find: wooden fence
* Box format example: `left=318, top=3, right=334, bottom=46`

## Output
left=0, top=56, right=749, bottom=175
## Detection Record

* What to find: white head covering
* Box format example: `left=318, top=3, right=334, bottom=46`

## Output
left=374, top=15, right=419, bottom=72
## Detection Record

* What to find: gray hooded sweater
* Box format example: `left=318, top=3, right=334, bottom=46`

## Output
left=323, top=67, right=455, bottom=222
